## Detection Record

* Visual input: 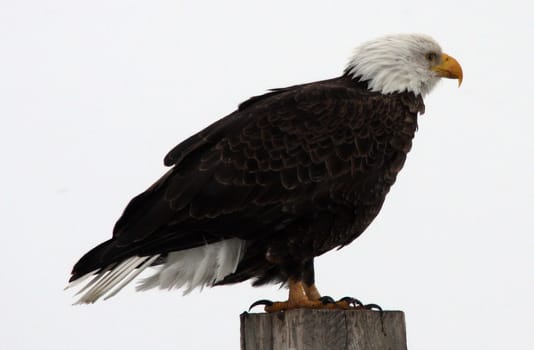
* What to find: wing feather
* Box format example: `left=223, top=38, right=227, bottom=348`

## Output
left=70, top=76, right=424, bottom=281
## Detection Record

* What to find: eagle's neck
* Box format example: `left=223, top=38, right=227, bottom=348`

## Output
left=344, top=61, right=438, bottom=97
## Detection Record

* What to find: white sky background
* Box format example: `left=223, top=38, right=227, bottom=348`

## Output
left=1, top=0, right=533, bottom=349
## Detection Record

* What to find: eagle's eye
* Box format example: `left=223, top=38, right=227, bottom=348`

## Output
left=425, top=52, right=438, bottom=62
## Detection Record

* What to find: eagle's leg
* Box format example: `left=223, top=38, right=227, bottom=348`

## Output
left=251, top=260, right=324, bottom=312
left=249, top=260, right=370, bottom=312
left=303, top=283, right=321, bottom=300
left=259, top=260, right=351, bottom=312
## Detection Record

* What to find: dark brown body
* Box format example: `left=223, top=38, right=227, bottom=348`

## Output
left=70, top=75, right=424, bottom=287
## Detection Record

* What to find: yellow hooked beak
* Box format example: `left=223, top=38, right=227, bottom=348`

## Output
left=432, top=53, right=463, bottom=86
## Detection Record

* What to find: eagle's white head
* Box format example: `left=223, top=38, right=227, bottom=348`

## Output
left=346, top=33, right=463, bottom=96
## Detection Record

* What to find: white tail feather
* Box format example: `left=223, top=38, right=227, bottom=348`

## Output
left=72, top=256, right=158, bottom=304
left=68, top=238, right=246, bottom=304
left=104, top=255, right=160, bottom=300
left=83, top=257, right=139, bottom=299
left=74, top=257, right=137, bottom=304
left=136, top=238, right=246, bottom=294
left=74, top=266, right=112, bottom=296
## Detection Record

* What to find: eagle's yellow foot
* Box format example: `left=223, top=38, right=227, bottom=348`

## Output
left=249, top=279, right=380, bottom=312
left=248, top=278, right=383, bottom=312
left=249, top=279, right=325, bottom=312
left=249, top=295, right=382, bottom=312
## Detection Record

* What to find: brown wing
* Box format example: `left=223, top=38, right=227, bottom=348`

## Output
left=70, top=76, right=424, bottom=280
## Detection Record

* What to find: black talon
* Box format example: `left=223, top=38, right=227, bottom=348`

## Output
left=363, top=303, right=383, bottom=311
left=248, top=299, right=273, bottom=311
left=338, top=296, right=363, bottom=307
left=318, top=296, right=336, bottom=305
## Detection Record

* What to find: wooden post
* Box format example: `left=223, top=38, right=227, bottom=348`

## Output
left=240, top=309, right=407, bottom=350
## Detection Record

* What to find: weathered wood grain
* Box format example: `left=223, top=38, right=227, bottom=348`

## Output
left=240, top=309, right=407, bottom=350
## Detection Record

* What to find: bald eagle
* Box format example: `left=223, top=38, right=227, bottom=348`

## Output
left=68, top=34, right=462, bottom=309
